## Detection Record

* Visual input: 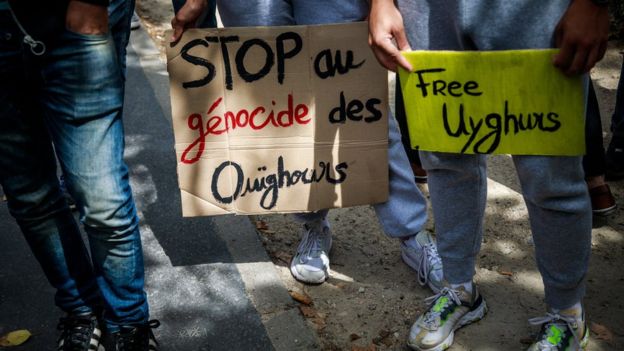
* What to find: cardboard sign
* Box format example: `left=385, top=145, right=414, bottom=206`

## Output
left=167, top=22, right=388, bottom=216
left=398, top=49, right=585, bottom=155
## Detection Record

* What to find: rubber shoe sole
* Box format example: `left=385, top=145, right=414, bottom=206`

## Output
left=289, top=257, right=329, bottom=284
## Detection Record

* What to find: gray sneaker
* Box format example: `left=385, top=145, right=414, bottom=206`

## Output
left=401, top=230, right=444, bottom=293
left=290, top=219, right=332, bottom=284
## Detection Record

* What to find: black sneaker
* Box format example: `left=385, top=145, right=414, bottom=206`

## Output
left=57, top=313, right=104, bottom=351
left=113, top=320, right=160, bottom=351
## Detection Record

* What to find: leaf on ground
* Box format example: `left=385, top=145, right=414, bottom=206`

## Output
left=497, top=270, right=514, bottom=277
left=289, top=290, right=313, bottom=305
left=335, top=282, right=348, bottom=290
left=373, top=330, right=394, bottom=347
left=299, top=305, right=318, bottom=318
left=590, top=322, right=614, bottom=344
left=0, top=329, right=32, bottom=347
left=255, top=220, right=269, bottom=231
left=273, top=251, right=291, bottom=264
left=349, top=333, right=361, bottom=341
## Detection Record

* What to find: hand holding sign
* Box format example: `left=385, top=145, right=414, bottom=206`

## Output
left=399, top=49, right=585, bottom=156
left=368, top=0, right=412, bottom=72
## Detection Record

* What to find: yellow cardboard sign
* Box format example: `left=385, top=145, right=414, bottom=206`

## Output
left=398, top=49, right=585, bottom=155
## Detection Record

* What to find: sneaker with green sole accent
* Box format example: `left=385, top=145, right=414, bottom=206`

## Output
left=527, top=311, right=588, bottom=351
left=407, top=283, right=487, bottom=351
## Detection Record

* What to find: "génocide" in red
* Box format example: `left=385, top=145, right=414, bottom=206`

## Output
left=181, top=93, right=310, bottom=164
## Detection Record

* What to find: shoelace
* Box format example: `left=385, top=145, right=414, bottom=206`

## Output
left=417, top=242, right=441, bottom=286
left=528, top=312, right=581, bottom=350
left=295, top=223, right=327, bottom=262
left=57, top=315, right=96, bottom=351
left=116, top=320, right=160, bottom=351
left=419, top=287, right=462, bottom=329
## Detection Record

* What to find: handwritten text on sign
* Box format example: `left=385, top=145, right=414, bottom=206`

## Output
left=398, top=50, right=585, bottom=155
left=167, top=22, right=389, bottom=216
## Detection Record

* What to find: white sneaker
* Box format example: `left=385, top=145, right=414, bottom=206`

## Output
left=401, top=230, right=444, bottom=293
left=290, top=218, right=332, bottom=284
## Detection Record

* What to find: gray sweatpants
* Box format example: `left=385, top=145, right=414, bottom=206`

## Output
left=398, top=0, right=591, bottom=309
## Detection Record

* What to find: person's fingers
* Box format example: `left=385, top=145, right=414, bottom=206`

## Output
left=393, top=28, right=413, bottom=72
left=375, top=38, right=404, bottom=71
left=585, top=45, right=600, bottom=73
left=567, top=46, right=588, bottom=75
left=370, top=46, right=397, bottom=71
left=394, top=26, right=411, bottom=52
left=553, top=40, right=575, bottom=73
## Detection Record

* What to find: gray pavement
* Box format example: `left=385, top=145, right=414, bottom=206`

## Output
left=0, top=28, right=317, bottom=351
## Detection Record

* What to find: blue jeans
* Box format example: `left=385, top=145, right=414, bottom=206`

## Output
left=0, top=8, right=147, bottom=331
left=399, top=0, right=591, bottom=309
left=216, top=0, right=428, bottom=237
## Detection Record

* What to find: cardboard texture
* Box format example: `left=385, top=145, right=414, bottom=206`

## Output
left=399, top=49, right=585, bottom=155
left=167, top=22, right=389, bottom=216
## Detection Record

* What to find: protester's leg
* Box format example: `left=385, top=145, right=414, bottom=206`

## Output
left=374, top=116, right=428, bottom=237
left=584, top=82, right=607, bottom=177
left=466, top=1, right=591, bottom=350
left=584, top=81, right=616, bottom=215
left=399, top=0, right=591, bottom=350
left=398, top=0, right=478, bottom=283
left=408, top=150, right=489, bottom=349
left=611, top=60, right=624, bottom=139
left=465, top=0, right=592, bottom=292
left=513, top=155, right=591, bottom=309
left=420, top=152, right=487, bottom=281
left=0, top=11, right=102, bottom=317
left=606, top=60, right=624, bottom=179
left=216, top=0, right=364, bottom=284
left=40, top=29, right=148, bottom=332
